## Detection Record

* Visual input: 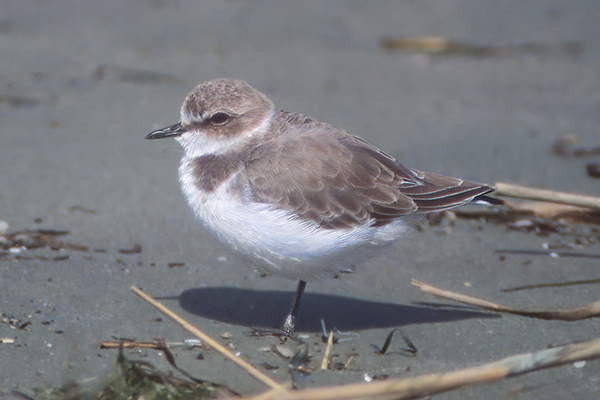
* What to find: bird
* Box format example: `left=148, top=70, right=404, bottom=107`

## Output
left=146, top=78, right=500, bottom=333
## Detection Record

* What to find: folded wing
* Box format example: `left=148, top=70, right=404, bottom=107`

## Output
left=243, top=113, right=495, bottom=229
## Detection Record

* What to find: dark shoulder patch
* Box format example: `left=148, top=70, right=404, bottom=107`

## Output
left=192, top=154, right=242, bottom=192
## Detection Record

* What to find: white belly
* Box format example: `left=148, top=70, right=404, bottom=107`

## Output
left=179, top=160, right=410, bottom=281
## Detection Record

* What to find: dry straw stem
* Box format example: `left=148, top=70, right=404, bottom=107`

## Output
left=100, top=340, right=169, bottom=349
left=100, top=339, right=202, bottom=349
left=494, top=182, right=600, bottom=211
left=501, top=199, right=599, bottom=220
left=130, top=286, right=286, bottom=392
left=380, top=36, right=457, bottom=52
left=320, top=331, right=334, bottom=370
left=247, top=338, right=600, bottom=400
left=412, top=280, right=600, bottom=321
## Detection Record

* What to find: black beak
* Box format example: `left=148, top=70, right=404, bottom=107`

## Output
left=146, top=123, right=185, bottom=140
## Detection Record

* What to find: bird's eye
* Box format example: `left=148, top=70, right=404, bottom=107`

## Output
left=208, top=112, right=230, bottom=126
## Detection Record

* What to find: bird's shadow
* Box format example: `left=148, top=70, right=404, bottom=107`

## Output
left=169, top=286, right=497, bottom=332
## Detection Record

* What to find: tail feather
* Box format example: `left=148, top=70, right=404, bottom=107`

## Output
left=402, top=180, right=501, bottom=213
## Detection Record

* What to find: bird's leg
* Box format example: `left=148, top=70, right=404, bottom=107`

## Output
left=282, top=280, right=307, bottom=334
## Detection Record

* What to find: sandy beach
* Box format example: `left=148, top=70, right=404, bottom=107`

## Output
left=1, top=1, right=599, bottom=398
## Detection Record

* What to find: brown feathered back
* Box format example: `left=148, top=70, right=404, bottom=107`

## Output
left=235, top=111, right=494, bottom=229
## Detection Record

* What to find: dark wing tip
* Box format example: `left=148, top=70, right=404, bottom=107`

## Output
left=472, top=194, right=504, bottom=206
left=402, top=172, right=500, bottom=212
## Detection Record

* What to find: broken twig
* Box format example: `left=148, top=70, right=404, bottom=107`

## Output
left=494, top=182, right=600, bottom=211
left=411, top=280, right=600, bottom=321
left=320, top=331, right=334, bottom=370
